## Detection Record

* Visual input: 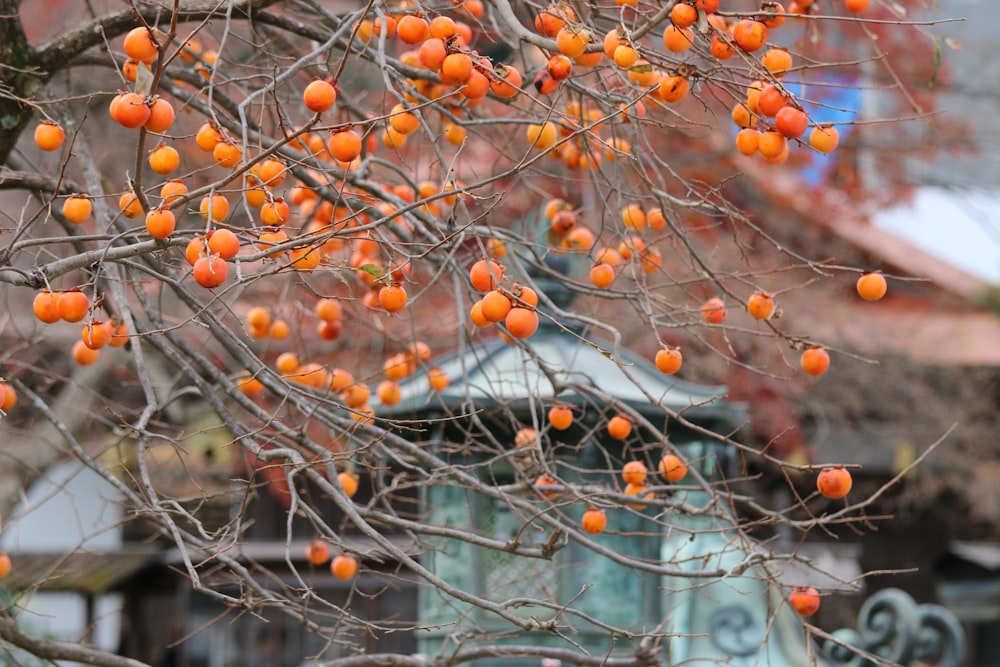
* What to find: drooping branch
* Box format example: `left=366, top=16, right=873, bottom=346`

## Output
left=0, top=615, right=152, bottom=667
left=313, top=645, right=662, bottom=667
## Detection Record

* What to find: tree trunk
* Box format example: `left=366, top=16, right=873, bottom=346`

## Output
left=0, top=0, right=40, bottom=165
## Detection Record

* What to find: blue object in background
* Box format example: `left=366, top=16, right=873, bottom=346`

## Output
left=788, top=76, right=860, bottom=186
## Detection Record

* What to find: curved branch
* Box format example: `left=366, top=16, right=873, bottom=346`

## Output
left=0, top=616, right=152, bottom=667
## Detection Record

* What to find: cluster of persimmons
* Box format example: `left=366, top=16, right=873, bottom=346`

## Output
left=13, top=0, right=893, bottom=594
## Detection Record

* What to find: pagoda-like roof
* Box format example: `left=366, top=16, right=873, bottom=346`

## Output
left=379, top=320, right=746, bottom=430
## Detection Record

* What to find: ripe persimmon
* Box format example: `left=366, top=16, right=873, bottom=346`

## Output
left=33, top=291, right=61, bottom=323
left=193, top=255, right=228, bottom=288
left=809, top=125, right=840, bottom=153
left=761, top=1, right=787, bottom=27
left=469, top=258, right=504, bottom=292
left=34, top=121, right=65, bottom=152
left=63, top=195, right=92, bottom=224
left=377, top=379, right=402, bottom=406
left=657, top=75, right=689, bottom=103
left=257, top=229, right=288, bottom=258
left=148, top=144, right=180, bottom=175
left=775, top=106, right=809, bottom=138
left=662, top=25, right=694, bottom=53
left=762, top=48, right=793, bottom=77
left=480, top=290, right=512, bottom=323
left=195, top=122, right=224, bottom=151
left=123, top=26, right=158, bottom=64
left=208, top=228, right=240, bottom=259
left=71, top=340, right=100, bottom=366
left=270, top=320, right=289, bottom=340
left=747, top=291, right=775, bottom=320
left=550, top=209, right=577, bottom=235
left=378, top=284, right=408, bottom=313
left=108, top=320, right=129, bottom=347
left=533, top=474, right=560, bottom=500
left=817, top=467, right=852, bottom=499
left=315, top=298, right=343, bottom=322
left=856, top=272, right=887, bottom=300
left=396, top=14, right=429, bottom=43
left=144, top=98, right=175, bottom=133
left=589, top=263, right=615, bottom=288
left=581, top=508, right=607, bottom=535
left=303, top=79, right=337, bottom=113
left=145, top=208, right=176, bottom=239
left=440, top=52, right=473, bottom=85
left=622, top=204, right=646, bottom=230
left=80, top=322, right=111, bottom=350
left=563, top=227, right=595, bottom=251
left=757, top=131, right=787, bottom=159
left=711, top=35, right=736, bottom=60
left=260, top=198, right=291, bottom=226
left=701, top=297, right=726, bottom=324
left=306, top=540, right=330, bottom=566
left=733, top=128, right=760, bottom=156
left=671, top=3, right=698, bottom=28
left=548, top=405, right=573, bottom=430
left=57, top=290, right=89, bottom=323
left=256, top=159, right=286, bottom=187
left=330, top=554, right=359, bottom=580
left=237, top=373, right=264, bottom=397
left=622, top=460, right=648, bottom=486
left=659, top=454, right=688, bottom=482
left=213, top=140, right=242, bottom=168
left=328, top=129, right=362, bottom=162
left=504, top=308, right=539, bottom=338
left=490, top=65, right=523, bottom=98
left=655, top=347, right=683, bottom=375
left=555, top=26, right=589, bottom=58
left=732, top=102, right=754, bottom=129
left=159, top=180, right=188, bottom=207
left=427, top=367, right=449, bottom=392
left=0, top=382, right=16, bottom=412
left=535, top=3, right=574, bottom=36
left=429, top=15, right=456, bottom=38
left=790, top=587, right=821, bottom=616
left=758, top=84, right=789, bottom=117
left=290, top=246, right=322, bottom=270
left=0, top=552, right=11, bottom=579
left=245, top=306, right=270, bottom=333
left=733, top=19, right=768, bottom=52
left=624, top=483, right=653, bottom=510
left=607, top=415, right=632, bottom=440
left=800, top=346, right=830, bottom=376
left=547, top=54, right=573, bottom=82
left=81, top=321, right=111, bottom=350
left=119, top=192, right=143, bottom=219
left=200, top=194, right=230, bottom=222
left=338, top=471, right=360, bottom=498
left=111, top=92, right=151, bottom=128
left=613, top=44, right=638, bottom=68
left=526, top=121, right=558, bottom=149
left=511, top=285, right=538, bottom=309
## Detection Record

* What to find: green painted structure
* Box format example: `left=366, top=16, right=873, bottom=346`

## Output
left=379, top=313, right=966, bottom=667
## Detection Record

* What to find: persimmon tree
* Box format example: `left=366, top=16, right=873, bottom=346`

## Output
left=0, top=1, right=960, bottom=666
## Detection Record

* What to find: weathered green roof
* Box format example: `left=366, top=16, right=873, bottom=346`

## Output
left=379, top=320, right=746, bottom=429
left=2, top=550, right=159, bottom=594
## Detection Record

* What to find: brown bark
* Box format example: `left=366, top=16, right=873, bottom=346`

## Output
left=0, top=0, right=39, bottom=165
